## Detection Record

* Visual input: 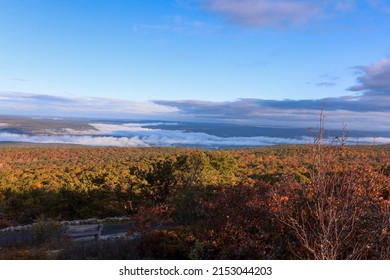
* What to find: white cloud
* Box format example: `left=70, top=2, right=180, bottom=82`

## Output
left=0, top=131, right=305, bottom=147
left=1, top=122, right=388, bottom=148
left=0, top=132, right=149, bottom=147
left=90, top=122, right=176, bottom=135
left=133, top=14, right=215, bottom=35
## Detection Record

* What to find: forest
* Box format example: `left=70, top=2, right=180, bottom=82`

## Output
left=0, top=142, right=389, bottom=259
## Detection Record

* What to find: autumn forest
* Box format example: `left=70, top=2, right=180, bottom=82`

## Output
left=0, top=142, right=389, bottom=259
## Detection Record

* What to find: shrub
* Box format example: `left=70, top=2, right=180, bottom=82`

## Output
left=271, top=116, right=390, bottom=259
left=32, top=215, right=61, bottom=244
left=137, top=227, right=195, bottom=259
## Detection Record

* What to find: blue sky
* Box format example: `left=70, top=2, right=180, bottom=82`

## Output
left=1, top=0, right=390, bottom=130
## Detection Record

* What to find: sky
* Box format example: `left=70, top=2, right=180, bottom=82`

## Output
left=1, top=0, right=390, bottom=130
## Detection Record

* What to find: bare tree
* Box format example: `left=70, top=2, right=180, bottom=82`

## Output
left=273, top=111, right=389, bottom=259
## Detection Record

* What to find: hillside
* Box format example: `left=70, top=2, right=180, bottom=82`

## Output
left=0, top=144, right=389, bottom=259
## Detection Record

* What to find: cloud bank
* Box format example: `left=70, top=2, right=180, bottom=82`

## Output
left=155, top=97, right=390, bottom=130
left=0, top=121, right=308, bottom=147
left=151, top=56, right=390, bottom=130
left=1, top=57, right=389, bottom=132
left=1, top=121, right=388, bottom=148
left=0, top=92, right=179, bottom=118
left=349, top=57, right=390, bottom=95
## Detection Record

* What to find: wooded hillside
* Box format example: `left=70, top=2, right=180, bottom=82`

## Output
left=0, top=144, right=389, bottom=259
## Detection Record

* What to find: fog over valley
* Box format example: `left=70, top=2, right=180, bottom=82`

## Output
left=0, top=116, right=389, bottom=148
